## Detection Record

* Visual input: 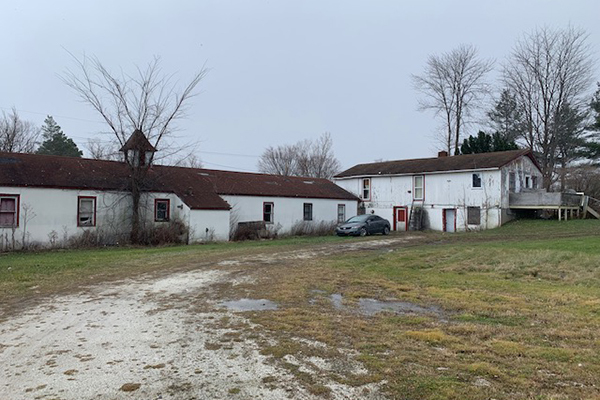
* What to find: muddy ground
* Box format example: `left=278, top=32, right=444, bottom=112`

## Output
left=0, top=237, right=412, bottom=400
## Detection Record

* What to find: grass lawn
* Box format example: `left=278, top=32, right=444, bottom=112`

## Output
left=248, top=220, right=600, bottom=399
left=1, top=219, right=600, bottom=399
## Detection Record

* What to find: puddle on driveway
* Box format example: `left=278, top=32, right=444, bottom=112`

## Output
left=219, top=298, right=278, bottom=311
left=357, top=298, right=443, bottom=317
left=311, top=290, right=444, bottom=318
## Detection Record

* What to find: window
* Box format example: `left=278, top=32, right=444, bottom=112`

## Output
left=303, top=203, right=313, bottom=221
left=154, top=199, right=170, bottom=222
left=532, top=176, right=538, bottom=189
left=0, top=195, right=19, bottom=228
left=525, top=175, right=531, bottom=189
left=361, top=178, right=371, bottom=200
left=337, top=204, right=346, bottom=223
left=509, top=172, right=516, bottom=192
left=77, top=196, right=96, bottom=227
left=263, top=202, right=274, bottom=223
left=472, top=173, right=482, bottom=188
left=413, top=175, right=424, bottom=200
left=467, top=206, right=481, bottom=225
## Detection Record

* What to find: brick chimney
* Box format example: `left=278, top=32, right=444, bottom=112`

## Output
left=438, top=150, right=449, bottom=158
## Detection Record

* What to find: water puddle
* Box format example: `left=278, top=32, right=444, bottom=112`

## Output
left=311, top=290, right=444, bottom=318
left=357, top=298, right=442, bottom=317
left=219, top=298, right=279, bottom=311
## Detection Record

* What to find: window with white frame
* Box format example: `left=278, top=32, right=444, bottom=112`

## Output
left=532, top=175, right=538, bottom=189
left=413, top=175, right=424, bottom=200
left=337, top=204, right=346, bottom=223
left=155, top=199, right=170, bottom=222
left=303, top=203, right=313, bottom=221
left=0, top=195, right=19, bottom=228
left=263, top=202, right=274, bottom=223
left=78, top=196, right=96, bottom=227
left=361, top=178, right=371, bottom=200
left=472, top=173, right=482, bottom=188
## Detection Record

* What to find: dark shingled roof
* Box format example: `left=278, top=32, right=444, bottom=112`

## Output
left=0, top=152, right=357, bottom=210
left=119, top=129, right=157, bottom=152
left=335, top=149, right=537, bottom=178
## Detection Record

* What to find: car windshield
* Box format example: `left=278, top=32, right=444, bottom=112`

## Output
left=346, top=215, right=370, bottom=223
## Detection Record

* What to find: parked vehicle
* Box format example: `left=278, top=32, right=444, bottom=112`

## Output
left=335, top=214, right=391, bottom=236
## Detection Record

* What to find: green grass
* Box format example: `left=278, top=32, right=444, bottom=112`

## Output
left=2, top=219, right=600, bottom=398
left=0, top=234, right=350, bottom=304
left=247, top=220, right=600, bottom=399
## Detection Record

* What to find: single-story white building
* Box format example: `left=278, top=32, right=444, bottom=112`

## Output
left=0, top=145, right=358, bottom=249
left=334, top=149, right=553, bottom=232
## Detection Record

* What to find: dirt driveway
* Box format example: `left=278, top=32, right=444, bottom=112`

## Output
left=0, top=237, right=411, bottom=400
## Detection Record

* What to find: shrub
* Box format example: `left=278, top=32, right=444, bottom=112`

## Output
left=232, top=221, right=269, bottom=241
left=138, top=219, right=189, bottom=246
left=288, top=220, right=337, bottom=237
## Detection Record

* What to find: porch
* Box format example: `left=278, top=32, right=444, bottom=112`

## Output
left=509, top=191, right=585, bottom=221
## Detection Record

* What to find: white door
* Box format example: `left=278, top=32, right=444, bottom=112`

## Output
left=394, top=207, right=407, bottom=231
left=444, top=209, right=455, bottom=232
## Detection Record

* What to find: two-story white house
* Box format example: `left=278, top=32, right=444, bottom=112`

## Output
left=334, top=150, right=545, bottom=232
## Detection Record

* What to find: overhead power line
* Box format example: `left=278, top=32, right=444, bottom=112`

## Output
left=0, top=106, right=105, bottom=124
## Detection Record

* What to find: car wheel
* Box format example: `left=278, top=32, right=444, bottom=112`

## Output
left=383, top=226, right=390, bottom=235
left=359, top=228, right=367, bottom=237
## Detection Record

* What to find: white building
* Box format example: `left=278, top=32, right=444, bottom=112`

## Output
left=0, top=141, right=357, bottom=249
left=334, top=150, right=547, bottom=232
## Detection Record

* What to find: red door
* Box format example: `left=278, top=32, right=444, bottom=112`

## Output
left=393, top=206, right=408, bottom=231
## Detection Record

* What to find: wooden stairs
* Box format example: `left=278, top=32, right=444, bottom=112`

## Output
left=583, top=196, right=600, bottom=219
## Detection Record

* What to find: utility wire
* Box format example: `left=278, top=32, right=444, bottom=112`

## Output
left=0, top=106, right=105, bottom=124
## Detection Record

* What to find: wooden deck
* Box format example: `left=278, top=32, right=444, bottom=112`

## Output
left=509, top=191, right=583, bottom=209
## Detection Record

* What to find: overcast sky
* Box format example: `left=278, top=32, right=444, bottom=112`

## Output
left=2, top=0, right=599, bottom=172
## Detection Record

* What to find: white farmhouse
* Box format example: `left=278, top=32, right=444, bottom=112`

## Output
left=0, top=139, right=357, bottom=249
left=334, top=149, right=581, bottom=232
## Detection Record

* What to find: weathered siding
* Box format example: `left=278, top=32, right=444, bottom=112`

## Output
left=221, top=195, right=358, bottom=235
left=336, top=169, right=504, bottom=231
left=188, top=209, right=231, bottom=242
left=0, top=187, right=229, bottom=248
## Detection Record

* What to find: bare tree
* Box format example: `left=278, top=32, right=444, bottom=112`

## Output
left=296, top=132, right=341, bottom=179
left=258, top=144, right=300, bottom=176
left=258, top=132, right=341, bottom=179
left=413, top=44, right=494, bottom=155
left=503, top=26, right=594, bottom=189
left=85, top=138, right=122, bottom=161
left=62, top=54, right=207, bottom=242
left=173, top=153, right=203, bottom=169
left=0, top=108, right=40, bottom=153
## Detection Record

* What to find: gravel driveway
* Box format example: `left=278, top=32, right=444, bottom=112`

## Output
left=0, top=238, right=411, bottom=399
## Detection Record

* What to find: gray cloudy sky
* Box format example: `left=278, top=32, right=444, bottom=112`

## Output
left=2, top=0, right=599, bottom=172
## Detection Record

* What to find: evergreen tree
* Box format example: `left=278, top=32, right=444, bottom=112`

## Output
left=36, top=116, right=83, bottom=157
left=553, top=102, right=587, bottom=189
left=581, top=83, right=600, bottom=161
left=460, top=131, right=518, bottom=155
left=488, top=89, right=526, bottom=143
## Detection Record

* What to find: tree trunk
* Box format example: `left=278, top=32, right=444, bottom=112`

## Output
left=130, top=170, right=143, bottom=244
